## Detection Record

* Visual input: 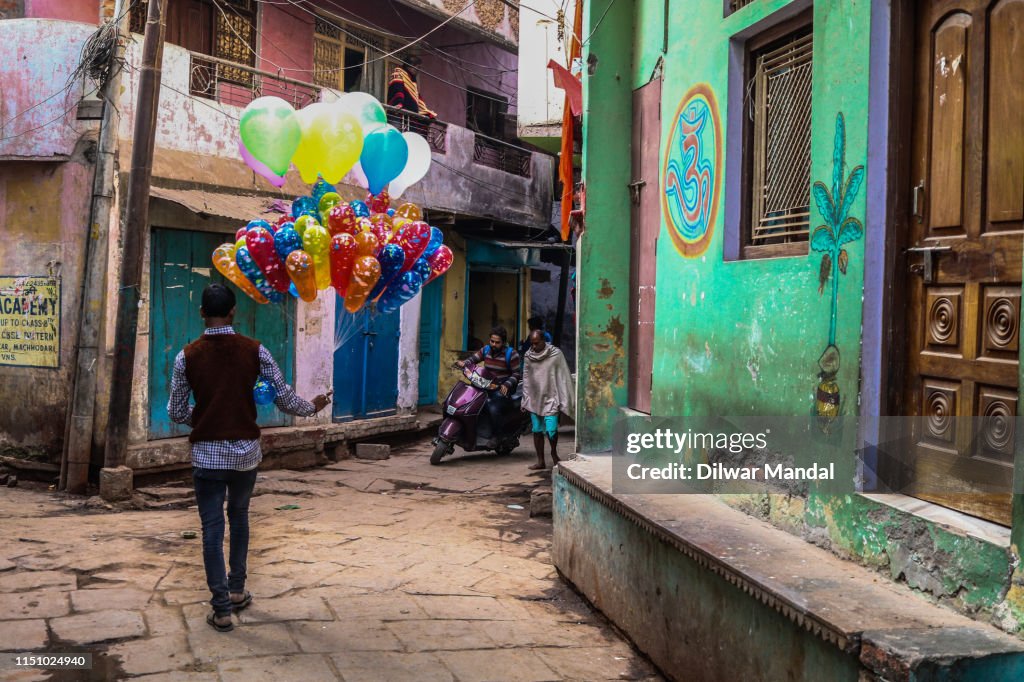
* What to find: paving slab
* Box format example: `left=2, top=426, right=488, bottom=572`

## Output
left=387, top=619, right=498, bottom=652
left=0, top=571, right=75, bottom=592
left=290, top=619, right=404, bottom=652
left=49, top=610, right=146, bottom=645
left=325, top=593, right=429, bottom=621
left=0, top=590, right=69, bottom=619
left=106, top=635, right=194, bottom=676
left=536, top=646, right=660, bottom=681
left=236, top=594, right=333, bottom=624
left=70, top=587, right=152, bottom=612
left=187, top=623, right=298, bottom=663
left=330, top=651, right=455, bottom=682
left=441, top=649, right=559, bottom=682
left=413, top=595, right=522, bottom=621
left=0, top=619, right=48, bottom=651
left=218, top=654, right=338, bottom=682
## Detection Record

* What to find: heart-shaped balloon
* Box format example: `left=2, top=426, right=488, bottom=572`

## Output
left=388, top=132, right=432, bottom=199
left=329, top=233, right=358, bottom=295
left=361, top=125, right=409, bottom=195
left=235, top=245, right=284, bottom=303
left=239, top=97, right=301, bottom=177
left=393, top=221, right=432, bottom=272
left=369, top=243, right=405, bottom=301
left=238, top=139, right=285, bottom=188
left=292, top=102, right=364, bottom=184
left=339, top=92, right=387, bottom=136
left=426, top=244, right=453, bottom=284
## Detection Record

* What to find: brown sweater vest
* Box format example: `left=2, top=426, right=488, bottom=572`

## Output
left=183, top=333, right=262, bottom=443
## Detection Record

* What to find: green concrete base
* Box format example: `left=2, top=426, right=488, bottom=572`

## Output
left=553, top=458, right=1024, bottom=681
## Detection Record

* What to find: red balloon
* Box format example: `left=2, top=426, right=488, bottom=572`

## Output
left=368, top=213, right=392, bottom=252
left=235, top=227, right=247, bottom=242
left=367, top=190, right=390, bottom=214
left=393, top=221, right=431, bottom=272
left=426, top=244, right=453, bottom=284
left=245, top=227, right=291, bottom=292
left=327, top=203, right=358, bottom=237
left=329, top=233, right=358, bottom=296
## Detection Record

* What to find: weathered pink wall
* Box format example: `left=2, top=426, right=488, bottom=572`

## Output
left=25, top=0, right=96, bottom=23
left=258, top=3, right=315, bottom=82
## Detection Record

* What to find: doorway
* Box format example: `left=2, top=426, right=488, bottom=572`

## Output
left=898, top=0, right=1023, bottom=525
left=466, top=268, right=521, bottom=350
left=418, top=279, right=443, bottom=405
left=332, top=305, right=400, bottom=421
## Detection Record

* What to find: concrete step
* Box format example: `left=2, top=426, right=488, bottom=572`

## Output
left=136, top=486, right=194, bottom=501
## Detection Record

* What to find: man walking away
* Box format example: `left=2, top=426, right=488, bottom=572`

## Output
left=521, top=330, right=575, bottom=470
left=168, top=284, right=329, bottom=632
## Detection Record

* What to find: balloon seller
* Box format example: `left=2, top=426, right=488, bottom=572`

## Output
left=167, top=284, right=331, bottom=632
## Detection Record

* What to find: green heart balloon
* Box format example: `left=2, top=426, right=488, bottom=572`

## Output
left=239, top=96, right=301, bottom=177
left=340, top=92, right=387, bottom=136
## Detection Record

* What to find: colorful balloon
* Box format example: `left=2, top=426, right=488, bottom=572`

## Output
left=311, top=178, right=336, bottom=204
left=343, top=256, right=382, bottom=314
left=392, top=221, right=431, bottom=272
left=236, top=246, right=284, bottom=303
left=235, top=236, right=247, bottom=251
left=369, top=243, right=405, bottom=301
left=413, top=256, right=432, bottom=284
left=339, top=92, right=387, bottom=136
left=285, top=250, right=318, bottom=302
left=292, top=197, right=318, bottom=220
left=360, top=125, right=409, bottom=195
left=319, top=191, right=342, bottom=218
left=387, top=208, right=396, bottom=217
left=293, top=214, right=320, bottom=240
left=354, top=230, right=379, bottom=258
left=369, top=213, right=393, bottom=249
left=327, top=203, right=358, bottom=237
left=302, top=224, right=332, bottom=290
left=389, top=132, right=432, bottom=199
left=379, top=270, right=424, bottom=314
left=292, top=102, right=363, bottom=184
left=424, top=226, right=444, bottom=257
left=239, top=97, right=301, bottom=177
left=247, top=219, right=272, bottom=232
left=238, top=139, right=285, bottom=188
left=246, top=227, right=291, bottom=293
left=426, top=244, right=454, bottom=283
left=212, top=243, right=268, bottom=304
left=235, top=227, right=248, bottom=242
left=348, top=160, right=369, bottom=190
left=350, top=200, right=370, bottom=218
left=395, top=203, right=423, bottom=222
left=254, top=378, right=277, bottom=405
left=329, top=233, right=358, bottom=295
left=274, top=225, right=302, bottom=262
left=368, top=190, right=390, bottom=214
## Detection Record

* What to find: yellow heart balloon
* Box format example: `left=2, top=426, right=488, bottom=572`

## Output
left=292, top=102, right=364, bottom=185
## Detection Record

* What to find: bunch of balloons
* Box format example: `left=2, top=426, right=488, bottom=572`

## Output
left=212, top=183, right=454, bottom=315
left=238, top=92, right=432, bottom=199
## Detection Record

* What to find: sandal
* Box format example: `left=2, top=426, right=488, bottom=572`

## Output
left=229, top=591, right=253, bottom=612
left=207, top=612, right=234, bottom=632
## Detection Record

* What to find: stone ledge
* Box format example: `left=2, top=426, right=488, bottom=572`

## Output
left=554, top=456, right=1024, bottom=681
left=126, top=414, right=419, bottom=471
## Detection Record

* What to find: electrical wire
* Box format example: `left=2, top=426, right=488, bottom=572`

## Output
left=582, top=0, right=616, bottom=45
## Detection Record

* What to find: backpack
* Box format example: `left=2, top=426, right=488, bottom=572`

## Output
left=481, top=344, right=514, bottom=371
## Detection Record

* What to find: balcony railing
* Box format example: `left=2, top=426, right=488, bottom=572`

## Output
left=385, top=106, right=448, bottom=154
left=473, top=134, right=532, bottom=178
left=189, top=52, right=320, bottom=110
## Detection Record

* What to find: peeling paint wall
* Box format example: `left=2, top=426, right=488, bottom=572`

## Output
left=398, top=294, right=422, bottom=413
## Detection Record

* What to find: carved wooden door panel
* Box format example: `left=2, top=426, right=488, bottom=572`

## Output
left=628, top=79, right=661, bottom=414
left=903, top=0, right=1024, bottom=525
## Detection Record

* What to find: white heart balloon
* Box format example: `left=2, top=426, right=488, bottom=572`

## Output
left=388, top=133, right=433, bottom=199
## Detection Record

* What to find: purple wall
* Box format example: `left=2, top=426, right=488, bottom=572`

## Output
left=25, top=0, right=96, bottom=23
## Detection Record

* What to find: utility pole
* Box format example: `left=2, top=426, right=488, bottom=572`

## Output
left=62, top=1, right=130, bottom=495
left=100, top=0, right=168, bottom=501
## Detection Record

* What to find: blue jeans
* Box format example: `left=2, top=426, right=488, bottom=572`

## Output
left=192, top=467, right=258, bottom=615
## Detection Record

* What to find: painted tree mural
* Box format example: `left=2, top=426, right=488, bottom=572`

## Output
left=811, top=113, right=864, bottom=420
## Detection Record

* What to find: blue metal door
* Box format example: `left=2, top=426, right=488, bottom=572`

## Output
left=417, top=280, right=443, bottom=405
left=148, top=228, right=295, bottom=439
left=332, top=302, right=399, bottom=421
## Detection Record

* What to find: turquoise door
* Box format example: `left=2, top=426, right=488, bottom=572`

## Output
left=332, top=300, right=399, bottom=421
left=148, top=228, right=296, bottom=439
left=417, top=279, right=442, bottom=405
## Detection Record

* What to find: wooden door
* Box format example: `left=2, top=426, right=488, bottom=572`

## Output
left=166, top=0, right=213, bottom=54
left=902, top=0, right=1024, bottom=525
left=148, top=229, right=294, bottom=439
left=628, top=79, right=661, bottom=413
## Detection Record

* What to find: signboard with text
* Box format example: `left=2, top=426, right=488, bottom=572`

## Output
left=0, top=275, right=61, bottom=368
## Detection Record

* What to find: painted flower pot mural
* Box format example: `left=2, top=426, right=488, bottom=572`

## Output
left=811, top=113, right=864, bottom=423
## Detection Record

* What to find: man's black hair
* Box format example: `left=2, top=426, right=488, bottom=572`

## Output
left=527, top=316, right=544, bottom=330
left=202, top=283, right=236, bottom=318
left=490, top=325, right=508, bottom=342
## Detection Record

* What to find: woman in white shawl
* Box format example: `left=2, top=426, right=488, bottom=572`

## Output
left=521, top=330, right=576, bottom=470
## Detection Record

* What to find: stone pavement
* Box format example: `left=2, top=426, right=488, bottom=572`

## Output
left=0, top=433, right=662, bottom=682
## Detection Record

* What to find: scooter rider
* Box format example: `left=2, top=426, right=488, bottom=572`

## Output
left=457, top=326, right=521, bottom=432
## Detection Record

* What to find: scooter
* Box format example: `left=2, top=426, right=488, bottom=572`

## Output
left=430, top=359, right=530, bottom=465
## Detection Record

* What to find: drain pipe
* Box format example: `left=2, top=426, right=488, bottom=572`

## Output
left=62, top=2, right=128, bottom=493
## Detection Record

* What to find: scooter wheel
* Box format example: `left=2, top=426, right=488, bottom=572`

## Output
left=430, top=440, right=450, bottom=465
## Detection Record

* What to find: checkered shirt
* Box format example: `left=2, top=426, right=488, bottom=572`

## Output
left=167, top=325, right=316, bottom=470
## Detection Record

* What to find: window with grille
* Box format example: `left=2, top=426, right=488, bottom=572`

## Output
left=314, top=15, right=399, bottom=98
left=726, top=0, right=756, bottom=14
left=743, top=25, right=813, bottom=256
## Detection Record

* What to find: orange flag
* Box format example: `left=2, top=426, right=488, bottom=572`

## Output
left=559, top=0, right=584, bottom=241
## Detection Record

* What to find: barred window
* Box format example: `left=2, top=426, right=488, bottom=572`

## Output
left=744, top=24, right=813, bottom=258
left=314, top=14, right=399, bottom=98
left=726, top=0, right=756, bottom=14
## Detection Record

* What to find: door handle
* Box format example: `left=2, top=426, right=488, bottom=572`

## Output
left=912, top=182, right=925, bottom=223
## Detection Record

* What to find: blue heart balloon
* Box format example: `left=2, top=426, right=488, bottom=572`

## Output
left=369, top=244, right=406, bottom=301
left=350, top=200, right=370, bottom=219
left=291, top=196, right=318, bottom=219
left=361, top=126, right=409, bottom=196
left=423, top=226, right=444, bottom=258
left=274, top=225, right=302, bottom=262
left=311, top=177, right=336, bottom=205
left=254, top=378, right=277, bottom=406
left=235, top=246, right=284, bottom=303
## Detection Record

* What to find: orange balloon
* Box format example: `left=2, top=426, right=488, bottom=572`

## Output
left=285, top=250, right=318, bottom=302
left=343, top=256, right=382, bottom=313
left=212, top=243, right=269, bottom=304
left=354, top=231, right=379, bottom=258
left=396, top=202, right=423, bottom=221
